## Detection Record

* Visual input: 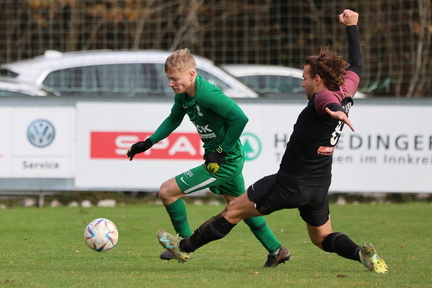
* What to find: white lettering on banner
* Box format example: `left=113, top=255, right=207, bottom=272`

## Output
left=114, top=136, right=198, bottom=156
left=114, top=136, right=169, bottom=155
left=169, top=136, right=198, bottom=156
left=151, top=139, right=169, bottom=151
left=22, top=161, right=60, bottom=170
left=115, top=135, right=139, bottom=154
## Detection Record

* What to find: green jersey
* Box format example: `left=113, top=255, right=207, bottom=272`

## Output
left=150, top=76, right=248, bottom=158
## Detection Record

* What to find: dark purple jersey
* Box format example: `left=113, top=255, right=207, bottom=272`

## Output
left=278, top=71, right=359, bottom=185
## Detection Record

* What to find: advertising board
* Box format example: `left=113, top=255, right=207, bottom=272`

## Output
left=0, top=107, right=75, bottom=178
left=75, top=102, right=432, bottom=193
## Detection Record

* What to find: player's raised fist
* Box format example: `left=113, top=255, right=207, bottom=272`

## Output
left=338, top=9, right=359, bottom=26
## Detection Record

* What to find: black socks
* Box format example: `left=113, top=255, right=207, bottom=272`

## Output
left=322, top=232, right=361, bottom=261
left=180, top=214, right=236, bottom=253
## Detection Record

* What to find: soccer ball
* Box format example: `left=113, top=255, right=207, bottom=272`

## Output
left=84, top=218, right=119, bottom=252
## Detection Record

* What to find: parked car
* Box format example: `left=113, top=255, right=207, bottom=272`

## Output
left=0, top=50, right=258, bottom=98
left=0, top=77, right=59, bottom=97
left=221, top=64, right=366, bottom=98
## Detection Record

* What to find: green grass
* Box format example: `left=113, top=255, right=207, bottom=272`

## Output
left=1, top=202, right=431, bottom=287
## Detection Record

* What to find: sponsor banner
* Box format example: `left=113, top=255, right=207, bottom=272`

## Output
left=90, top=131, right=203, bottom=159
left=330, top=105, right=432, bottom=192
left=76, top=102, right=202, bottom=189
left=1, top=107, right=75, bottom=178
left=76, top=102, right=432, bottom=193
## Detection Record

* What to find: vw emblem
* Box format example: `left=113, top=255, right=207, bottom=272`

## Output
left=27, top=119, right=55, bottom=148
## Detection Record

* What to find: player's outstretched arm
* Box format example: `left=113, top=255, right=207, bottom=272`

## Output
left=325, top=107, right=355, bottom=132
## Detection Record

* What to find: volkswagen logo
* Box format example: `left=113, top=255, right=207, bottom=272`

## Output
left=27, top=119, right=55, bottom=148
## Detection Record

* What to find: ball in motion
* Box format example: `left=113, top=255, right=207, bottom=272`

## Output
left=84, top=218, right=119, bottom=252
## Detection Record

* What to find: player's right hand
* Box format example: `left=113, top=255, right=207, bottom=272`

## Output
left=127, top=139, right=153, bottom=161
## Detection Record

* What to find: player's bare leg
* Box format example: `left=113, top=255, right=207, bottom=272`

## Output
left=307, top=219, right=333, bottom=249
left=221, top=192, right=262, bottom=223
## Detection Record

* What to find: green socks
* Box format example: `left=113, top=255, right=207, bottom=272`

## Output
left=243, top=216, right=281, bottom=253
left=164, top=198, right=192, bottom=238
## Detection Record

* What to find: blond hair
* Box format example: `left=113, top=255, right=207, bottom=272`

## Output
left=165, top=48, right=196, bottom=73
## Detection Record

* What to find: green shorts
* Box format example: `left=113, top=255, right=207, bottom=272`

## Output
left=175, top=154, right=245, bottom=197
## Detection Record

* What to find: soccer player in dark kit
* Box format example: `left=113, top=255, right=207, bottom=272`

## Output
left=157, top=9, right=388, bottom=273
left=127, top=48, right=289, bottom=268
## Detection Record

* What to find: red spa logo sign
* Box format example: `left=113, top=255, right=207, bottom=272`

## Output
left=90, top=132, right=203, bottom=160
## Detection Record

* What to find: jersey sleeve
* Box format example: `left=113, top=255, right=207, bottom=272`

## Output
left=341, top=71, right=360, bottom=98
left=220, top=104, right=248, bottom=152
left=314, top=91, right=343, bottom=116
left=344, top=25, right=363, bottom=98
left=346, top=25, right=363, bottom=77
left=149, top=95, right=185, bottom=143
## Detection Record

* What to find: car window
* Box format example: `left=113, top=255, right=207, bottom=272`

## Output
left=42, top=63, right=173, bottom=97
left=239, top=75, right=303, bottom=93
left=196, top=68, right=231, bottom=91
left=0, top=69, right=18, bottom=78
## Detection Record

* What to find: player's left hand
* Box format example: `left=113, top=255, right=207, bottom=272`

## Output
left=325, top=107, right=355, bottom=132
left=204, top=147, right=227, bottom=174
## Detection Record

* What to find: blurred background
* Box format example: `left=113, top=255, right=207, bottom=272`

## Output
left=0, top=0, right=430, bottom=98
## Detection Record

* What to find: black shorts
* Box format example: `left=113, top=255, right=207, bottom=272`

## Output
left=247, top=173, right=330, bottom=227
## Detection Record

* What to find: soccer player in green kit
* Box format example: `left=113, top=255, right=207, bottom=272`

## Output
left=127, top=48, right=289, bottom=267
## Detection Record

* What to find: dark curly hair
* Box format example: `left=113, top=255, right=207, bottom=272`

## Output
left=304, top=46, right=349, bottom=91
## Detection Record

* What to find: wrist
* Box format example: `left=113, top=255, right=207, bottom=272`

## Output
left=215, top=146, right=227, bottom=157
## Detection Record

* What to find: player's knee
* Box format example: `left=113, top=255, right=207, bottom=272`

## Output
left=222, top=202, right=245, bottom=224
left=310, top=233, right=330, bottom=249
left=158, top=183, right=173, bottom=202
left=311, top=237, right=324, bottom=249
left=158, top=180, right=183, bottom=204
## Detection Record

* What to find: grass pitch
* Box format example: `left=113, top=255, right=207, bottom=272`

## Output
left=1, top=202, right=431, bottom=287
